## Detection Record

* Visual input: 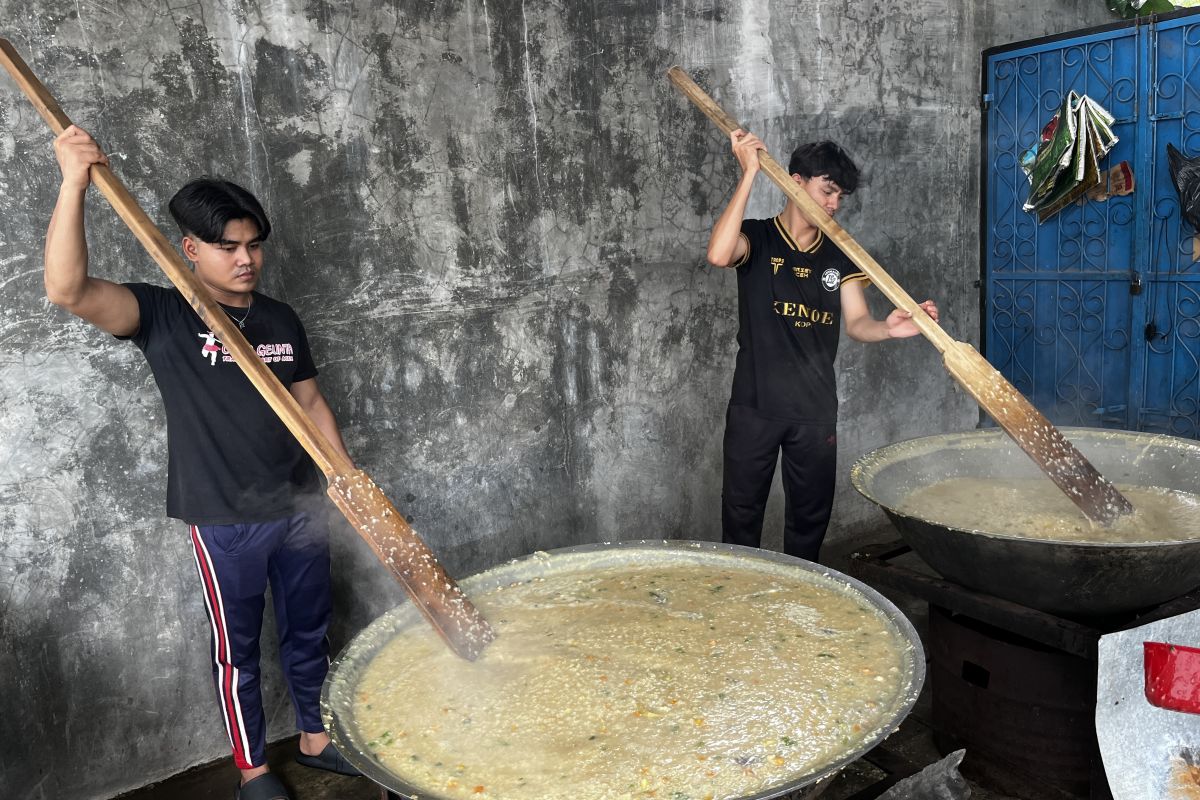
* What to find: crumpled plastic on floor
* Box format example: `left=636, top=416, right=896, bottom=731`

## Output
left=876, top=749, right=970, bottom=800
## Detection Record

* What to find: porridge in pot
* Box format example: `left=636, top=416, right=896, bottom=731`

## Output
left=351, top=557, right=916, bottom=800
left=897, top=478, right=1200, bottom=543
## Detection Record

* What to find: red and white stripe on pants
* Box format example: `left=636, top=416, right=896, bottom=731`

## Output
left=189, top=524, right=256, bottom=768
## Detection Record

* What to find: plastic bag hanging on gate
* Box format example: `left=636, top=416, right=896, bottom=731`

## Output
left=1166, top=143, right=1200, bottom=230
left=1021, top=92, right=1119, bottom=222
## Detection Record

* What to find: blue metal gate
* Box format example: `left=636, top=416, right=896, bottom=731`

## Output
left=982, top=9, right=1200, bottom=438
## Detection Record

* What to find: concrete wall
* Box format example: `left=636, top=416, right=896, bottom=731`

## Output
left=0, top=1, right=1111, bottom=797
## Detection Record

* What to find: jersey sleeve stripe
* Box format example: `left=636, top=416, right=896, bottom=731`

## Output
left=731, top=232, right=751, bottom=268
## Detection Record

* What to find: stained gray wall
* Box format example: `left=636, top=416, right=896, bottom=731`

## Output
left=0, top=1, right=1112, bottom=798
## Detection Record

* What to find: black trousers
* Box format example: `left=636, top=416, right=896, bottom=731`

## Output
left=720, top=404, right=837, bottom=562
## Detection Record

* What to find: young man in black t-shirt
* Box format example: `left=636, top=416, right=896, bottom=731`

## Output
left=45, top=126, right=358, bottom=800
left=706, top=135, right=939, bottom=562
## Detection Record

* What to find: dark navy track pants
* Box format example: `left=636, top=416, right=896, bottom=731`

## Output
left=720, top=404, right=838, bottom=562
left=188, top=511, right=332, bottom=769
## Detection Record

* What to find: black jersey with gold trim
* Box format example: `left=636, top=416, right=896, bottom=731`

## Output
left=728, top=216, right=868, bottom=423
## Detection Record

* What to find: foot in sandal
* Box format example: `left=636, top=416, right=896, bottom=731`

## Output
left=296, top=741, right=361, bottom=777
left=235, top=772, right=290, bottom=800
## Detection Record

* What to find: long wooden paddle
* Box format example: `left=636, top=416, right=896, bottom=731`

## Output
left=667, top=66, right=1135, bottom=526
left=0, top=38, right=495, bottom=660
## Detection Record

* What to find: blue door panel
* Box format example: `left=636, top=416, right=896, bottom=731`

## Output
left=1139, top=278, right=1200, bottom=437
left=989, top=276, right=1134, bottom=424
left=1141, top=15, right=1200, bottom=437
left=985, top=27, right=1139, bottom=429
left=985, top=12, right=1200, bottom=437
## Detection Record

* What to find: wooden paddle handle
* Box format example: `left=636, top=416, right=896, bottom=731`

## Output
left=666, top=66, right=953, bottom=352
left=0, top=38, right=495, bottom=659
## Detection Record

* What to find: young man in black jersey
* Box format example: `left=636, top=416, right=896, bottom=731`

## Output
left=706, top=133, right=938, bottom=563
left=45, top=125, right=359, bottom=800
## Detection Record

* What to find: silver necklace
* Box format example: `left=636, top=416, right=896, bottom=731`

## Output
left=224, top=296, right=253, bottom=329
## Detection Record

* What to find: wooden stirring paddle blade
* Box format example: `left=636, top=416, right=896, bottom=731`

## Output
left=326, top=471, right=495, bottom=658
left=666, top=65, right=1134, bottom=526
left=0, top=38, right=494, bottom=659
left=942, top=342, right=1134, bottom=524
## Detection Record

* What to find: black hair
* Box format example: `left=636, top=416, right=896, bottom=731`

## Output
left=787, top=141, right=860, bottom=195
left=168, top=178, right=271, bottom=243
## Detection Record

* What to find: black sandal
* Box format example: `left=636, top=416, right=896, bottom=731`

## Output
left=295, top=742, right=362, bottom=777
left=234, top=772, right=291, bottom=800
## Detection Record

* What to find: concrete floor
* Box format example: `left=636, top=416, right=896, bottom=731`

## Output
left=114, top=531, right=1079, bottom=800
left=111, top=740, right=377, bottom=800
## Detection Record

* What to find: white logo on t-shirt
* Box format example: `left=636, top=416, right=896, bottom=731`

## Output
left=821, top=268, right=841, bottom=291
left=198, top=331, right=221, bottom=366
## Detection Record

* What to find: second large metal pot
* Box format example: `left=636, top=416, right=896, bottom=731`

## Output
left=851, top=427, right=1200, bottom=616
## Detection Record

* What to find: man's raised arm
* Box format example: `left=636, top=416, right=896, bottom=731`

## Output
left=706, top=129, right=764, bottom=268
left=44, top=125, right=139, bottom=337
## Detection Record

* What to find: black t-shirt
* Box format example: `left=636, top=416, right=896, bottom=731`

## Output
left=729, top=216, right=868, bottom=424
left=120, top=283, right=321, bottom=525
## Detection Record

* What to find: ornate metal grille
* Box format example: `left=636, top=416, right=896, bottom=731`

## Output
left=984, top=12, right=1200, bottom=438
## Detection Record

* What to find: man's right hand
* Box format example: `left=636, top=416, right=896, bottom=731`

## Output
left=730, top=128, right=765, bottom=177
left=54, top=125, right=108, bottom=192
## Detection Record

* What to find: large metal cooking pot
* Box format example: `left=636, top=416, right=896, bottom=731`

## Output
left=851, top=427, right=1200, bottom=616
left=321, top=540, right=925, bottom=800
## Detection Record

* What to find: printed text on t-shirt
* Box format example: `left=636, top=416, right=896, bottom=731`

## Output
left=197, top=332, right=295, bottom=366
left=773, top=301, right=835, bottom=329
